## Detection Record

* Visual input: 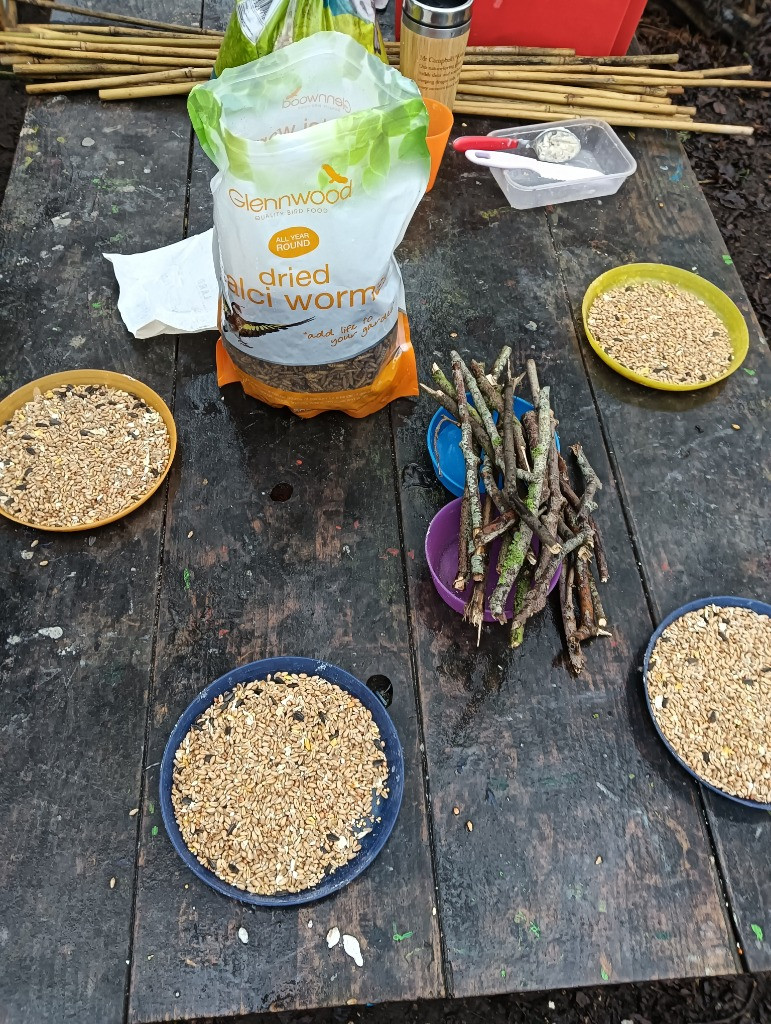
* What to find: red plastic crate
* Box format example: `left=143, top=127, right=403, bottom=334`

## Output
left=394, top=0, right=646, bottom=56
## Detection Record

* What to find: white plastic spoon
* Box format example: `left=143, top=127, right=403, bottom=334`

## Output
left=465, top=149, right=599, bottom=183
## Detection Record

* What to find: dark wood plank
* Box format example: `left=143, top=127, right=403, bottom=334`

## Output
left=545, top=127, right=771, bottom=972
left=391, top=121, right=738, bottom=997
left=0, top=3, right=202, bottom=1021
left=127, top=10, right=442, bottom=1015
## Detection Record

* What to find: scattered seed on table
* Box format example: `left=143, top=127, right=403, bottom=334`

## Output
left=466, top=820, right=473, bottom=832
left=647, top=605, right=771, bottom=803
left=0, top=384, right=171, bottom=528
left=110, top=877, right=116, bottom=889
left=171, top=673, right=390, bottom=896
left=587, top=281, right=734, bottom=386
left=238, top=927, right=249, bottom=944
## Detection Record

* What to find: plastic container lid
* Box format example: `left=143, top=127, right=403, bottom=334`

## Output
left=0, top=369, right=176, bottom=533
left=582, top=263, right=749, bottom=391
left=487, top=118, right=636, bottom=211
left=427, top=394, right=560, bottom=497
left=160, top=657, right=405, bottom=905
left=643, top=596, right=771, bottom=810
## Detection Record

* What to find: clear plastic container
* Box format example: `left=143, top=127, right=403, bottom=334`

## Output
left=486, top=118, right=636, bottom=210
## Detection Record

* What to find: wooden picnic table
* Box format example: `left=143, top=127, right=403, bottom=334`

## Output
left=0, top=1, right=769, bottom=1021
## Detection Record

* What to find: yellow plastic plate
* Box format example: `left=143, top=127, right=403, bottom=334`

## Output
left=0, top=369, right=177, bottom=533
left=582, top=263, right=749, bottom=392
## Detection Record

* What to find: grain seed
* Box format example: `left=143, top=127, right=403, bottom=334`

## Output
left=587, top=281, right=734, bottom=386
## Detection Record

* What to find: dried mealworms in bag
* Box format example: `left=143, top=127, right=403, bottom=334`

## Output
left=189, top=32, right=430, bottom=418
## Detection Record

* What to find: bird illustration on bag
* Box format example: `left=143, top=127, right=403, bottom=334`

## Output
left=223, top=297, right=314, bottom=348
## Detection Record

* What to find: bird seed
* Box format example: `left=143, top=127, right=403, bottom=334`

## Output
left=587, top=281, right=734, bottom=385
left=171, top=673, right=390, bottom=895
left=647, top=605, right=771, bottom=803
left=0, top=384, right=171, bottom=528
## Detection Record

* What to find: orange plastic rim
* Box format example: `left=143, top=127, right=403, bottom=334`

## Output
left=0, top=369, right=177, bottom=533
left=423, top=97, right=454, bottom=193
left=582, top=263, right=750, bottom=392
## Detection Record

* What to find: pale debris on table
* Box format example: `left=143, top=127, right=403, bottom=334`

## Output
left=237, top=927, right=249, bottom=944
left=326, top=926, right=340, bottom=949
left=342, top=934, right=363, bottom=967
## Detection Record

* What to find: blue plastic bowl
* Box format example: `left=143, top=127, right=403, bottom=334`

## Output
left=427, top=395, right=560, bottom=498
left=160, top=657, right=405, bottom=905
left=643, top=596, right=771, bottom=811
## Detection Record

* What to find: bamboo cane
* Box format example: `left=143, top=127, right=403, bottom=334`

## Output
left=99, top=80, right=198, bottom=99
left=456, top=80, right=690, bottom=114
left=1, top=42, right=214, bottom=66
left=457, top=62, right=746, bottom=77
left=452, top=99, right=754, bottom=134
left=458, top=68, right=766, bottom=88
left=26, top=65, right=210, bottom=92
left=590, top=83, right=675, bottom=95
left=13, top=60, right=175, bottom=73
left=15, top=0, right=221, bottom=34
left=385, top=41, right=577, bottom=56
left=455, top=89, right=693, bottom=117
left=13, top=22, right=218, bottom=37
left=20, top=29, right=224, bottom=47
left=429, top=52, right=683, bottom=65
left=0, top=38, right=219, bottom=58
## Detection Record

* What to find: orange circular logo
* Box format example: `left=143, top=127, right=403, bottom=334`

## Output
left=268, top=226, right=319, bottom=259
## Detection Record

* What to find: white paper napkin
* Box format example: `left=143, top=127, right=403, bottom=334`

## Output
left=104, top=229, right=218, bottom=339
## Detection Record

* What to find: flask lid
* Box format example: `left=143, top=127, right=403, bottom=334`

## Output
left=402, top=0, right=473, bottom=29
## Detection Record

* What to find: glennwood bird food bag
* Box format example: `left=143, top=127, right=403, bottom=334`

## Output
left=188, top=33, right=430, bottom=418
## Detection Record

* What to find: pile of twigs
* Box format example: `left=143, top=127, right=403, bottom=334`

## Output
left=0, top=0, right=766, bottom=130
left=422, top=350, right=610, bottom=672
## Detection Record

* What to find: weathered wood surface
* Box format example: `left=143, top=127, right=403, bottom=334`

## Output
left=545, top=128, right=771, bottom=973
left=0, top=0, right=199, bottom=1018
left=126, top=4, right=442, bottom=1015
left=0, top=8, right=201, bottom=1024
left=1, top=7, right=768, bottom=1018
left=392, top=129, right=739, bottom=996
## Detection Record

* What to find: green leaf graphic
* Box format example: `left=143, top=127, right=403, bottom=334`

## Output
left=370, top=135, right=390, bottom=178
left=751, top=923, right=764, bottom=942
left=398, top=127, right=429, bottom=163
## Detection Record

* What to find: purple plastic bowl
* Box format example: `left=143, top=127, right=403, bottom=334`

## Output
left=425, top=498, right=561, bottom=623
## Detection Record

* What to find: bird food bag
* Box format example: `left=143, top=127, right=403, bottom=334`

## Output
left=214, top=0, right=386, bottom=74
left=189, top=33, right=429, bottom=418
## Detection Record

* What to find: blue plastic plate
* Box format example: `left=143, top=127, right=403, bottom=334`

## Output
left=643, top=596, right=771, bottom=811
left=160, top=657, right=405, bottom=905
left=427, top=395, right=559, bottom=497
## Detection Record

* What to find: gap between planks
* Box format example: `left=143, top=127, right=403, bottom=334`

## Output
left=539, top=181, right=746, bottom=978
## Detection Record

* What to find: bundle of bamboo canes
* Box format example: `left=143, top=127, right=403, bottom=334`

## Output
left=1, top=1, right=767, bottom=135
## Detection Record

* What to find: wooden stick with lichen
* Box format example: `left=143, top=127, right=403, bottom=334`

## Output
left=488, top=386, right=551, bottom=621
left=453, top=351, right=505, bottom=474
left=452, top=356, right=485, bottom=581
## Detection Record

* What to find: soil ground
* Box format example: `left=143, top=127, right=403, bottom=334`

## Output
left=0, top=3, right=768, bottom=1022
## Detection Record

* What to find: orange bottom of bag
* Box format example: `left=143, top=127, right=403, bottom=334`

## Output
left=215, top=311, right=418, bottom=419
